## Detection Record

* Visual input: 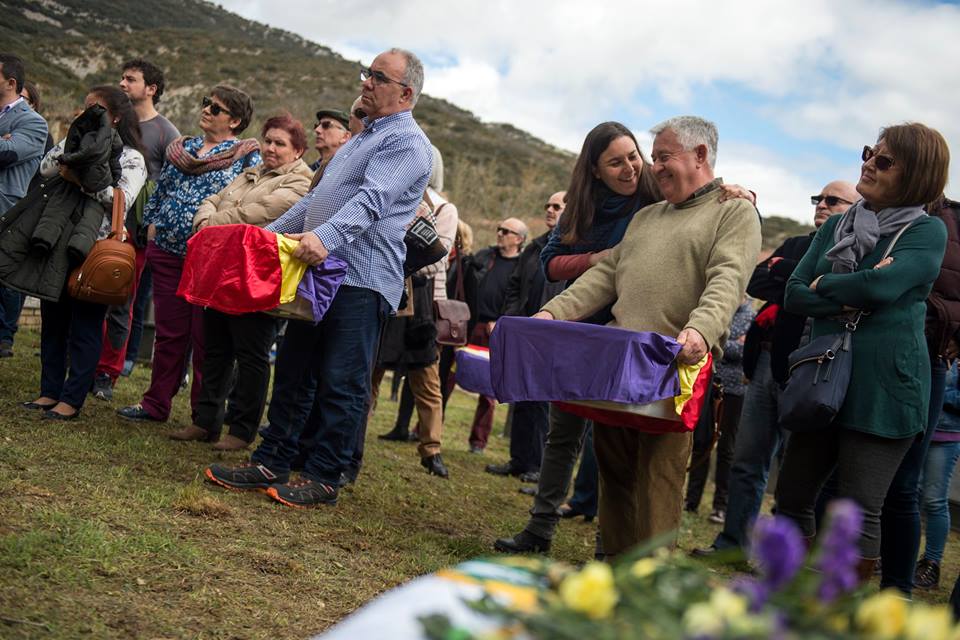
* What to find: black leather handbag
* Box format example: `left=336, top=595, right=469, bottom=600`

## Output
left=404, top=214, right=446, bottom=276
left=777, top=221, right=914, bottom=432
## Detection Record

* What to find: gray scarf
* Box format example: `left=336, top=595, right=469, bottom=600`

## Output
left=825, top=200, right=926, bottom=273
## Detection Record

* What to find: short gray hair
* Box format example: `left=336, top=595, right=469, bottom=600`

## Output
left=650, top=116, right=719, bottom=168
left=429, top=144, right=444, bottom=191
left=389, top=47, right=424, bottom=106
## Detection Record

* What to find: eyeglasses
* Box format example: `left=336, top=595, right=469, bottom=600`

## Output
left=497, top=227, right=523, bottom=237
left=201, top=96, right=231, bottom=117
left=353, top=108, right=367, bottom=120
left=862, top=145, right=896, bottom=171
left=811, top=195, right=854, bottom=207
left=544, top=203, right=563, bottom=211
left=360, top=66, right=409, bottom=88
left=314, top=120, right=345, bottom=131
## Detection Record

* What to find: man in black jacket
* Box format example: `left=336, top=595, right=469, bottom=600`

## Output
left=486, top=191, right=566, bottom=479
left=694, top=180, right=858, bottom=555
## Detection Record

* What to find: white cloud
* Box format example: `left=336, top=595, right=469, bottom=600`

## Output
left=220, top=0, right=960, bottom=220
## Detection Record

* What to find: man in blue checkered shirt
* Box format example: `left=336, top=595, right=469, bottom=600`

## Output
left=205, top=48, right=433, bottom=507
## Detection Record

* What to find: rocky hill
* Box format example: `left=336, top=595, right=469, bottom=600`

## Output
left=3, top=0, right=809, bottom=248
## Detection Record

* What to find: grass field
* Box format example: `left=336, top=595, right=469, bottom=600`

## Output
left=1, top=328, right=958, bottom=639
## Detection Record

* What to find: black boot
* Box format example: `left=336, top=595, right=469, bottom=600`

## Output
left=493, top=529, right=551, bottom=554
left=378, top=425, right=409, bottom=441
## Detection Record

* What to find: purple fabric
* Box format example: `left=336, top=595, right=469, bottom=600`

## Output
left=298, top=255, right=349, bottom=323
left=455, top=348, right=495, bottom=398
left=489, top=316, right=682, bottom=404
left=933, top=431, right=960, bottom=442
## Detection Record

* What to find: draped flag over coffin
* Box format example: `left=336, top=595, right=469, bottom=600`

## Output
left=177, top=224, right=348, bottom=322
left=454, top=345, right=496, bottom=398
left=488, top=317, right=712, bottom=434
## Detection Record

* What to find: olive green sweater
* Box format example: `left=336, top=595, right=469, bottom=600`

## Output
left=785, top=214, right=947, bottom=439
left=542, top=183, right=762, bottom=357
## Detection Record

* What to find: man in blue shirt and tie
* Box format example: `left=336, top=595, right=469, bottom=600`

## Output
left=0, top=52, right=49, bottom=359
left=205, top=48, right=433, bottom=508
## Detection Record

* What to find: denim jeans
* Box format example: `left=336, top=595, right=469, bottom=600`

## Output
left=880, top=357, right=947, bottom=594
left=0, top=285, right=25, bottom=344
left=40, top=293, right=107, bottom=409
left=253, top=286, right=388, bottom=485
left=713, top=351, right=785, bottom=550
left=568, top=424, right=598, bottom=518
left=920, top=440, right=960, bottom=563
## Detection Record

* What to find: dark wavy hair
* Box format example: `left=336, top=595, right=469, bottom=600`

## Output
left=211, top=84, right=253, bottom=135
left=88, top=85, right=143, bottom=155
left=558, top=121, right=661, bottom=245
left=122, top=58, right=166, bottom=105
left=261, top=112, right=307, bottom=153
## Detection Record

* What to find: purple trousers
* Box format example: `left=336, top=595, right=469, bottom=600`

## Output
left=141, top=242, right=204, bottom=421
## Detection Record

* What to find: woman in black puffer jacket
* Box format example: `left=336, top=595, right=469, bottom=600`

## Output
left=14, top=86, right=146, bottom=420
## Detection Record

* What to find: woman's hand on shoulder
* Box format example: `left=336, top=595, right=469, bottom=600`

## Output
left=718, top=183, right=756, bottom=205
left=531, top=311, right=555, bottom=321
left=589, top=249, right=612, bottom=266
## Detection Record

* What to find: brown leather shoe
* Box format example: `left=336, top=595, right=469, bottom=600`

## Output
left=169, top=425, right=216, bottom=442
left=212, top=434, right=250, bottom=451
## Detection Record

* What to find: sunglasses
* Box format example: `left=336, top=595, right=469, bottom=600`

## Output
left=360, top=66, right=409, bottom=88
left=314, top=120, right=345, bottom=131
left=353, top=108, right=367, bottom=120
left=811, top=195, right=854, bottom=207
left=862, top=145, right=896, bottom=172
left=201, top=96, right=231, bottom=117
left=544, top=203, right=563, bottom=211
left=497, top=227, right=523, bottom=237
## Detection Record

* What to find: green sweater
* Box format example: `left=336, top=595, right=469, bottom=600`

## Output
left=542, top=183, right=762, bottom=357
left=784, top=214, right=947, bottom=439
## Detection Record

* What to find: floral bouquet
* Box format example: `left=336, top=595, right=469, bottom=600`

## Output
left=420, top=500, right=959, bottom=640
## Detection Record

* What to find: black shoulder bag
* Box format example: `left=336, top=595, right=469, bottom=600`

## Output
left=778, top=221, right=914, bottom=432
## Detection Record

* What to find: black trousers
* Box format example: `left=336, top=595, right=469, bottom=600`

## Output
left=509, top=400, right=549, bottom=472
left=195, top=309, right=277, bottom=442
left=686, top=391, right=743, bottom=512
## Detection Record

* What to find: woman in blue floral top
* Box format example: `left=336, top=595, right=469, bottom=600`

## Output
left=118, top=85, right=261, bottom=424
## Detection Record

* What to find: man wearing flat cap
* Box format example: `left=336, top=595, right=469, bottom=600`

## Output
left=310, top=108, right=351, bottom=174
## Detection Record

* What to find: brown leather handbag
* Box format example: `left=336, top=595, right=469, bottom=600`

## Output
left=434, top=244, right=470, bottom=346
left=67, top=188, right=136, bottom=305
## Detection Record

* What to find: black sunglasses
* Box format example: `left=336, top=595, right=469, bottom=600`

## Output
left=314, top=120, right=345, bottom=131
left=544, top=203, right=562, bottom=211
left=497, top=226, right=523, bottom=237
left=811, top=195, right=854, bottom=207
left=360, top=66, right=409, bottom=88
left=862, top=145, right=896, bottom=171
left=201, top=96, right=231, bottom=117
left=353, top=108, right=367, bottom=120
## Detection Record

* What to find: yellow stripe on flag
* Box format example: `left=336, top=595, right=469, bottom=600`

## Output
left=675, top=354, right=709, bottom=416
left=276, top=234, right=309, bottom=304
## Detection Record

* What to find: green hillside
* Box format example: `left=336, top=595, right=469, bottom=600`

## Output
left=3, top=0, right=808, bottom=249
left=2, top=0, right=575, bottom=244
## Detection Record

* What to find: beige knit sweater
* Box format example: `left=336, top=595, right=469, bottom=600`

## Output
left=542, top=184, right=762, bottom=357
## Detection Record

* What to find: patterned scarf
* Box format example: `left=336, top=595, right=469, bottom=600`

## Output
left=165, top=136, right=260, bottom=175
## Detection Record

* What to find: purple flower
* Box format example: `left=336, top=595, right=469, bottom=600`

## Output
left=750, top=516, right=805, bottom=591
left=815, top=499, right=863, bottom=602
left=730, top=576, right=769, bottom=612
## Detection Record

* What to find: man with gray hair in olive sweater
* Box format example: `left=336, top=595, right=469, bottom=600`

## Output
left=533, top=115, right=762, bottom=557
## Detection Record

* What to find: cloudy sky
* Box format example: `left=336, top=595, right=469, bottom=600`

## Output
left=222, top=0, right=959, bottom=222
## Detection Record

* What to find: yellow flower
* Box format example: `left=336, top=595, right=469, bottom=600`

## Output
left=558, top=561, right=618, bottom=620
left=904, top=603, right=954, bottom=640
left=825, top=613, right=850, bottom=633
left=630, top=558, right=660, bottom=579
left=684, top=603, right=724, bottom=637
left=856, top=589, right=908, bottom=639
left=709, top=588, right=748, bottom=620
